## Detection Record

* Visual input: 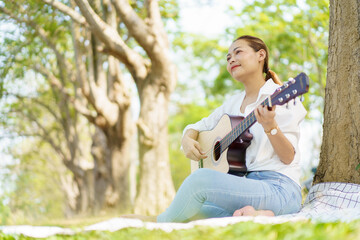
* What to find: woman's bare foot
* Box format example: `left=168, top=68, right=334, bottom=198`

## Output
left=121, top=214, right=157, bottom=222
left=233, top=206, right=275, bottom=217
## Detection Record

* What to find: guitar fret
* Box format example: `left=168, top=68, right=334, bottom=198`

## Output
left=220, top=99, right=269, bottom=153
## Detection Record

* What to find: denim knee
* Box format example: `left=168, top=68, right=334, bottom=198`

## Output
left=185, top=168, right=216, bottom=187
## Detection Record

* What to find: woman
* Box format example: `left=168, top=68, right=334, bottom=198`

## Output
left=129, top=35, right=306, bottom=222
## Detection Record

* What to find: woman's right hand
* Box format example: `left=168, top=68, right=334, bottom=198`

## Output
left=181, top=132, right=208, bottom=161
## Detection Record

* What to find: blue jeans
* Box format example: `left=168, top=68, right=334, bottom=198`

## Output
left=157, top=168, right=302, bottom=222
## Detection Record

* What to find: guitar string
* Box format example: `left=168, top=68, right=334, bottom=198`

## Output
left=201, top=81, right=298, bottom=157
left=201, top=97, right=270, bottom=157
left=214, top=80, right=304, bottom=156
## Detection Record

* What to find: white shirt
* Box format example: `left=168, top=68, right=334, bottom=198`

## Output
left=183, top=79, right=307, bottom=186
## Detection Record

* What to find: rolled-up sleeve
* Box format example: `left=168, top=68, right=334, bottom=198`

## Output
left=182, top=100, right=229, bottom=137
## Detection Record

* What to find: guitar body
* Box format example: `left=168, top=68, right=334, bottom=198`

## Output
left=190, top=114, right=253, bottom=173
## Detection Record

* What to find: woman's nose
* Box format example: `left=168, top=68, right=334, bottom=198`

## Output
left=228, top=56, right=234, bottom=63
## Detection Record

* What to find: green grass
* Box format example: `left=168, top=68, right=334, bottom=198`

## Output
left=1, top=220, right=360, bottom=240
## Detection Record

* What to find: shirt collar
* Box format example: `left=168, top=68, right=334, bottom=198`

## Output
left=258, top=78, right=281, bottom=96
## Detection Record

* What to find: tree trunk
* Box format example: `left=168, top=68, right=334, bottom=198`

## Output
left=107, top=129, right=133, bottom=212
left=91, top=109, right=134, bottom=213
left=313, top=0, right=360, bottom=184
left=61, top=0, right=178, bottom=214
left=135, top=81, right=176, bottom=215
left=91, top=127, right=112, bottom=212
left=74, top=169, right=94, bottom=213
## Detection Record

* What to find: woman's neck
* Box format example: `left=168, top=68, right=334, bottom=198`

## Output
left=242, top=74, right=266, bottom=99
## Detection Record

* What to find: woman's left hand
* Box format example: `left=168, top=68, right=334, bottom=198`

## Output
left=254, top=105, right=277, bottom=132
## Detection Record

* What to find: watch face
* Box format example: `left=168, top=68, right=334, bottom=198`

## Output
left=270, top=128, right=278, bottom=135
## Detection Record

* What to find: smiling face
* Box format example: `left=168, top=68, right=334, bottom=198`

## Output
left=226, top=39, right=266, bottom=82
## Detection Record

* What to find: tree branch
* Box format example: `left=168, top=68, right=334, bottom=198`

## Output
left=32, top=64, right=97, bottom=126
left=112, top=0, right=153, bottom=49
left=73, top=0, right=149, bottom=82
left=70, top=18, right=95, bottom=104
left=33, top=64, right=72, bottom=96
left=113, top=0, right=169, bottom=62
left=42, top=0, right=88, bottom=27
left=13, top=92, right=61, bottom=122
left=108, top=56, right=131, bottom=107
left=0, top=4, right=75, bottom=84
left=33, top=60, right=111, bottom=129
left=145, top=0, right=168, bottom=46
left=72, top=97, right=97, bottom=124
left=22, top=109, right=69, bottom=161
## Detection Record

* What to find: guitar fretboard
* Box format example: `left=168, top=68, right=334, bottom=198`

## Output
left=219, top=97, right=271, bottom=153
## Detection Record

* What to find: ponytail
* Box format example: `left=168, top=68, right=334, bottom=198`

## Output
left=265, top=69, right=282, bottom=86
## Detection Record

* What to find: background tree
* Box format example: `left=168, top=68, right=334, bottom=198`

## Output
left=60, top=0, right=178, bottom=215
left=1, top=0, right=180, bottom=217
left=313, top=0, right=360, bottom=184
left=0, top=0, right=136, bottom=214
left=0, top=8, right=95, bottom=216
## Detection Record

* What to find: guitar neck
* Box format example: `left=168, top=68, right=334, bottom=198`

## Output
left=219, top=97, right=271, bottom=153
left=217, top=72, right=310, bottom=156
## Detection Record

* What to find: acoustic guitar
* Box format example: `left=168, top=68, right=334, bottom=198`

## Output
left=190, top=72, right=309, bottom=174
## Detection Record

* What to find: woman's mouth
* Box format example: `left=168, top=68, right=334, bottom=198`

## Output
left=231, top=65, right=241, bottom=70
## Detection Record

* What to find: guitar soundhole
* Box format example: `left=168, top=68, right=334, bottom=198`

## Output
left=213, top=141, right=221, bottom=161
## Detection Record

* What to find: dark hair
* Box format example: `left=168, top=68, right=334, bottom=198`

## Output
left=234, top=35, right=282, bottom=85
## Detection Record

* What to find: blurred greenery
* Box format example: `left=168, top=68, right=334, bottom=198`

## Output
left=4, top=140, right=65, bottom=225
left=173, top=0, right=328, bottom=118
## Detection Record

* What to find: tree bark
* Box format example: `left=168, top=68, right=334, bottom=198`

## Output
left=135, top=81, right=176, bottom=215
left=71, top=3, right=135, bottom=212
left=313, top=0, right=360, bottom=184
left=91, top=127, right=112, bottom=211
left=70, top=0, right=177, bottom=214
left=91, top=123, right=133, bottom=213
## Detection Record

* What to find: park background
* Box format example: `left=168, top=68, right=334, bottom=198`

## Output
left=0, top=0, right=358, bottom=235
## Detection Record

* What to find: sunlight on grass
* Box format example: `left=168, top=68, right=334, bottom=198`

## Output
left=1, top=219, right=360, bottom=240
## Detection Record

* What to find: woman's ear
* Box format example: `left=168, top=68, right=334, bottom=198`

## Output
left=258, top=49, right=266, bottom=62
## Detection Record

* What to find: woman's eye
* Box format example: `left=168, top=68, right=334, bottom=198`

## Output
left=236, top=50, right=242, bottom=54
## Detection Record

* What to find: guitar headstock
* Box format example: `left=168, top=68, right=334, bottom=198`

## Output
left=271, top=72, right=309, bottom=106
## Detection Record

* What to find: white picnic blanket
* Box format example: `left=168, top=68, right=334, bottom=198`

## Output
left=1, top=182, right=360, bottom=238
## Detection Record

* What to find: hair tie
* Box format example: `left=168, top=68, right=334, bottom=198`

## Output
left=266, top=68, right=270, bottom=73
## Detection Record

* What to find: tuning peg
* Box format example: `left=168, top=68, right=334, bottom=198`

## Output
left=288, top=78, right=296, bottom=83
left=286, top=103, right=289, bottom=109
left=300, top=95, right=304, bottom=102
left=294, top=99, right=297, bottom=105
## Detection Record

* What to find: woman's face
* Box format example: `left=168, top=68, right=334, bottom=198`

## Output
left=226, top=39, right=265, bottom=82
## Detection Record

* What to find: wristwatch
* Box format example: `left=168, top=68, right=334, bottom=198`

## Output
left=265, top=126, right=279, bottom=136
